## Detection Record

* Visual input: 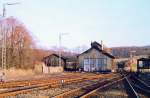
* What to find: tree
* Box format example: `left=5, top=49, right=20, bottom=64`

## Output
left=0, top=17, right=35, bottom=69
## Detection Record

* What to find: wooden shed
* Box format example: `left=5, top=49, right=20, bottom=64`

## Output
left=42, top=54, right=66, bottom=73
left=78, top=41, right=115, bottom=72
left=137, top=58, right=150, bottom=73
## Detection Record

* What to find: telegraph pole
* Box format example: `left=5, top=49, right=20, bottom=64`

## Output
left=59, top=33, right=61, bottom=67
left=59, top=33, right=69, bottom=66
left=1, top=2, right=20, bottom=71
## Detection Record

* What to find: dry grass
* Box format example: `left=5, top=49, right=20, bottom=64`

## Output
left=4, top=68, right=35, bottom=81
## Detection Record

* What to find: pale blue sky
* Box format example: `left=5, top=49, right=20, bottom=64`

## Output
left=0, top=0, right=150, bottom=49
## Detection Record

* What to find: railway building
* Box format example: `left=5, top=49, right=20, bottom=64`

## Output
left=137, top=58, right=150, bottom=73
left=115, top=55, right=150, bottom=72
left=42, top=54, right=66, bottom=73
left=65, top=55, right=78, bottom=71
left=42, top=53, right=78, bottom=73
left=78, top=41, right=115, bottom=72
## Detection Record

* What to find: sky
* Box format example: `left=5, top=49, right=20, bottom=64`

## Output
left=0, top=0, right=150, bottom=49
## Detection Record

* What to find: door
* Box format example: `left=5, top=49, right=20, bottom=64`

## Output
left=84, top=59, right=90, bottom=71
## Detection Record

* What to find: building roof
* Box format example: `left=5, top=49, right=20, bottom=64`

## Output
left=78, top=41, right=115, bottom=59
left=138, top=58, right=150, bottom=61
left=65, top=56, right=78, bottom=62
left=42, top=53, right=67, bottom=61
left=42, top=53, right=78, bottom=62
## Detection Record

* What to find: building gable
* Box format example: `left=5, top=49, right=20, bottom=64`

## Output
left=78, top=41, right=115, bottom=59
left=79, top=47, right=115, bottom=59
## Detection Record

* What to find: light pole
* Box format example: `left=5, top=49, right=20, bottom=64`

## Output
left=130, top=51, right=136, bottom=59
left=1, top=2, right=20, bottom=71
left=3, top=3, right=20, bottom=17
left=59, top=33, right=69, bottom=67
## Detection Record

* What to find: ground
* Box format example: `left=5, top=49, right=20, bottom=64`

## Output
left=1, top=72, right=117, bottom=98
left=2, top=68, right=113, bottom=82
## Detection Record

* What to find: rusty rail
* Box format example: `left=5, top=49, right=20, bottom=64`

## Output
left=53, top=74, right=123, bottom=98
left=0, top=73, right=113, bottom=97
left=0, top=73, right=114, bottom=88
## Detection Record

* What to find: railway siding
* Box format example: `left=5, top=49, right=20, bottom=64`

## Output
left=53, top=73, right=149, bottom=98
left=0, top=73, right=117, bottom=97
left=53, top=74, right=123, bottom=98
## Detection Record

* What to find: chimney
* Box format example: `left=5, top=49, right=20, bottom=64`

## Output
left=101, top=40, right=103, bottom=50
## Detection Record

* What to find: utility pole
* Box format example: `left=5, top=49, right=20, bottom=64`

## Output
left=59, top=33, right=69, bottom=67
left=1, top=2, right=20, bottom=71
left=130, top=51, right=136, bottom=59
left=59, top=33, right=61, bottom=67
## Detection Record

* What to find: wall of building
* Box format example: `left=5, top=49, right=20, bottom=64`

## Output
left=34, top=61, right=64, bottom=74
left=78, top=48, right=113, bottom=71
left=44, top=55, right=65, bottom=67
left=42, top=64, right=63, bottom=73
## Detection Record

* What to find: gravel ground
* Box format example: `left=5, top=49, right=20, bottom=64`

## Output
left=92, top=79, right=148, bottom=98
left=4, top=73, right=117, bottom=98
left=95, top=80, right=128, bottom=98
left=6, top=79, right=101, bottom=98
left=139, top=73, right=150, bottom=85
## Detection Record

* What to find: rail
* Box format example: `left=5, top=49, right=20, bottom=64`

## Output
left=124, top=77, right=140, bottom=98
left=80, top=75, right=126, bottom=98
left=0, top=73, right=114, bottom=88
left=129, top=75, right=150, bottom=97
left=53, top=73, right=144, bottom=98
left=53, top=74, right=124, bottom=98
left=0, top=74, right=110, bottom=97
left=131, top=75, right=150, bottom=90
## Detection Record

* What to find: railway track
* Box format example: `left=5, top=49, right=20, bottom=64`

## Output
left=130, top=75, right=150, bottom=90
left=53, top=74, right=125, bottom=98
left=53, top=73, right=149, bottom=98
left=78, top=74, right=141, bottom=98
left=85, top=74, right=148, bottom=98
left=0, top=73, right=117, bottom=97
left=129, top=75, right=150, bottom=97
left=0, top=73, right=115, bottom=88
left=0, top=74, right=87, bottom=88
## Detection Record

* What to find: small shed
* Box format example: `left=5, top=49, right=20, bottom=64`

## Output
left=137, top=58, right=150, bottom=73
left=42, top=54, right=66, bottom=73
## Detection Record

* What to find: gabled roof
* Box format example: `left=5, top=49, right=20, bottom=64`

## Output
left=42, top=53, right=78, bottom=62
left=138, top=58, right=150, bottom=61
left=78, top=41, right=115, bottom=59
left=42, top=53, right=67, bottom=61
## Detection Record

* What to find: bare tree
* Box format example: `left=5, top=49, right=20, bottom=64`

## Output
left=0, top=17, right=35, bottom=69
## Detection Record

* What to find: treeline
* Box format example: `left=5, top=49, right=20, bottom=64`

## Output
left=0, top=17, right=76, bottom=69
left=111, top=46, right=150, bottom=58
left=0, top=17, right=36, bottom=69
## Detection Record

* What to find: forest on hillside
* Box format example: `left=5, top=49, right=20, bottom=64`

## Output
left=111, top=46, right=150, bottom=58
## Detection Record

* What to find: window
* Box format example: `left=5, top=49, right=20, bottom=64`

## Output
left=84, top=59, right=89, bottom=65
left=97, top=59, right=101, bottom=66
left=139, top=61, right=143, bottom=67
left=84, top=58, right=107, bottom=71
left=104, top=59, right=107, bottom=65
left=96, top=58, right=107, bottom=70
left=97, top=58, right=107, bottom=66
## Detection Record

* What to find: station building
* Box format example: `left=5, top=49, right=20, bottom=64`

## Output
left=78, top=41, right=115, bottom=72
left=42, top=53, right=78, bottom=73
left=137, top=58, right=150, bottom=73
left=42, top=54, right=66, bottom=73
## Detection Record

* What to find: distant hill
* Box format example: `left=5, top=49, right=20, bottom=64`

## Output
left=111, top=46, right=150, bottom=58
left=34, top=45, right=150, bottom=59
